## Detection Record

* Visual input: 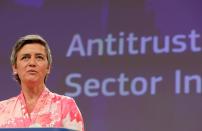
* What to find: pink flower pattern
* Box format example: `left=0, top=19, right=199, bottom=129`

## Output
left=0, top=88, right=84, bottom=131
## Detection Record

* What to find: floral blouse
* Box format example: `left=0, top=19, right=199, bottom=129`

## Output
left=0, top=87, right=84, bottom=131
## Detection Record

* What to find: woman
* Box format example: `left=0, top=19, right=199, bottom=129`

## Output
left=0, top=34, right=84, bottom=131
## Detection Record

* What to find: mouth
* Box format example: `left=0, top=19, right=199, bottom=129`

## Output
left=27, top=69, right=38, bottom=74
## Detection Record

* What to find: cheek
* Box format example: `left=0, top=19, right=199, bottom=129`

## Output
left=16, top=64, right=26, bottom=73
left=40, top=65, right=50, bottom=73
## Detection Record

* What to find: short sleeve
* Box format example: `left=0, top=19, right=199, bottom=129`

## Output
left=61, top=97, right=84, bottom=131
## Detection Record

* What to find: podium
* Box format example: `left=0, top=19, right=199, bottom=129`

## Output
left=0, top=128, right=76, bottom=131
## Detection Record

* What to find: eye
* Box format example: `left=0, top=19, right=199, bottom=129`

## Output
left=21, top=56, right=29, bottom=60
left=36, top=55, right=45, bottom=60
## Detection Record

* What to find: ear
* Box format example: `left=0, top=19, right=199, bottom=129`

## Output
left=47, top=65, right=51, bottom=74
left=12, top=64, right=17, bottom=75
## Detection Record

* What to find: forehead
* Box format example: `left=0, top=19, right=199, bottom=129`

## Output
left=17, top=43, right=46, bottom=55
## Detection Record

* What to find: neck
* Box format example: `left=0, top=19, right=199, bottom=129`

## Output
left=21, top=82, right=45, bottom=113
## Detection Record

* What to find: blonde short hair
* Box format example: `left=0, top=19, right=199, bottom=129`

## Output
left=10, top=34, right=52, bottom=84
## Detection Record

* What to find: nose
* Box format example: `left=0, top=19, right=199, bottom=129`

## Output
left=28, top=57, right=37, bottom=66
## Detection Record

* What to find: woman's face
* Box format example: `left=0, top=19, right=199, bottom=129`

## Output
left=12, top=43, right=50, bottom=84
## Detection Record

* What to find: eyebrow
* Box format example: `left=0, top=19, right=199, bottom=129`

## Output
left=20, top=53, right=46, bottom=57
left=35, top=53, right=46, bottom=56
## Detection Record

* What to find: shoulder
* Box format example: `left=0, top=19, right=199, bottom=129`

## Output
left=0, top=97, right=17, bottom=105
left=50, top=91, right=75, bottom=102
left=0, top=97, right=17, bottom=110
left=48, top=92, right=84, bottom=131
left=49, top=91, right=77, bottom=108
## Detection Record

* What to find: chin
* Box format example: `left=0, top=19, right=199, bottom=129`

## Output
left=25, top=78, right=40, bottom=83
